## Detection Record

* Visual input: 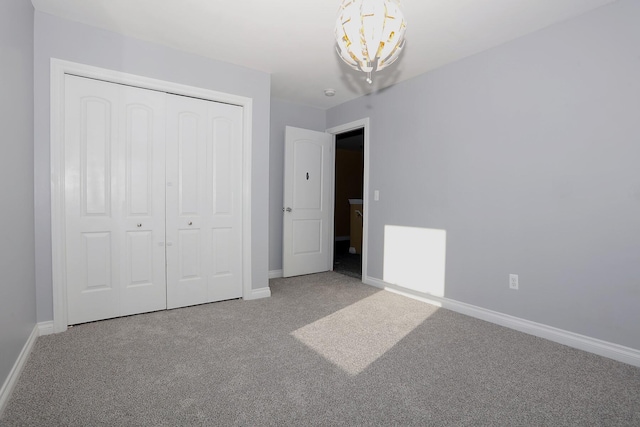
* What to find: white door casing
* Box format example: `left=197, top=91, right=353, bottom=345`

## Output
left=282, top=126, right=333, bottom=277
left=166, top=94, right=243, bottom=309
left=64, top=75, right=167, bottom=325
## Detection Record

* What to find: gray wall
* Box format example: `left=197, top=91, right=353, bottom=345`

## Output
left=269, top=99, right=326, bottom=272
left=0, top=0, right=37, bottom=391
left=34, top=12, right=271, bottom=322
left=327, top=0, right=640, bottom=350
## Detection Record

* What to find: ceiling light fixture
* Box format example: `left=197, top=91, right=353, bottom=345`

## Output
left=324, top=89, right=336, bottom=97
left=335, top=0, right=407, bottom=85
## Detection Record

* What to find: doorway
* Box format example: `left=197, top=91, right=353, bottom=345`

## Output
left=333, top=128, right=364, bottom=279
left=281, top=118, right=370, bottom=281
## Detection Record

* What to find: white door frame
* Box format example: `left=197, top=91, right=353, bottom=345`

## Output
left=50, top=59, right=254, bottom=333
left=326, top=118, right=370, bottom=280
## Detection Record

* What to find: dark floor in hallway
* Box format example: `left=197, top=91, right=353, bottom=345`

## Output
left=333, top=240, right=361, bottom=279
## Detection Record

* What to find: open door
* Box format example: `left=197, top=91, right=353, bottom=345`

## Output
left=283, top=126, right=333, bottom=277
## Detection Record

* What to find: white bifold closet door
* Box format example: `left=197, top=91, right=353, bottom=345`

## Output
left=165, top=94, right=243, bottom=309
left=64, top=75, right=243, bottom=325
left=64, top=75, right=167, bottom=325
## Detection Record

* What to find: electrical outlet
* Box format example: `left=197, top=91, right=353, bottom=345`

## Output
left=509, top=274, right=519, bottom=290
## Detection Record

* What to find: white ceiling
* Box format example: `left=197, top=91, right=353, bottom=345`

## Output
left=31, top=0, right=617, bottom=109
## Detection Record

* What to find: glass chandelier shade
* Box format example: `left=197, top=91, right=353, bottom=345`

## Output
left=335, top=0, right=407, bottom=84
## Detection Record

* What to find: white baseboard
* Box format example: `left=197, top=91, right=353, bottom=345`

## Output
left=0, top=325, right=38, bottom=416
left=38, top=321, right=54, bottom=336
left=364, top=276, right=640, bottom=368
left=268, top=269, right=283, bottom=279
left=244, top=286, right=271, bottom=300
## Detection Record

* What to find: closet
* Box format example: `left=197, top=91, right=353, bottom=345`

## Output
left=63, top=74, right=243, bottom=325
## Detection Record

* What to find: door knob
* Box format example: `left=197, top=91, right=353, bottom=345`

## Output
left=286, top=207, right=292, bottom=212
left=188, top=221, right=193, bottom=226
left=137, top=223, right=142, bottom=227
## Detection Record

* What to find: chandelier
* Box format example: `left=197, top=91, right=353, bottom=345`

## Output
left=335, top=0, right=407, bottom=84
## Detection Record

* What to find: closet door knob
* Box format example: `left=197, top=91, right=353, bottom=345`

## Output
left=137, top=223, right=142, bottom=228
left=188, top=221, right=193, bottom=226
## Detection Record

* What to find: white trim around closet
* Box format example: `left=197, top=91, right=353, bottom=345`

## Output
left=50, top=59, right=254, bottom=333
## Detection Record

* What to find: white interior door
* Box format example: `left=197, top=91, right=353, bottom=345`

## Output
left=282, top=126, right=333, bottom=277
left=165, top=94, right=243, bottom=309
left=64, top=75, right=167, bottom=325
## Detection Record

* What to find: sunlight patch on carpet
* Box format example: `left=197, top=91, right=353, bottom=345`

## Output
left=291, top=292, right=434, bottom=375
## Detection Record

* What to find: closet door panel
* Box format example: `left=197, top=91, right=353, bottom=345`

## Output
left=166, top=95, right=243, bottom=308
left=119, top=85, right=167, bottom=317
left=206, top=105, right=243, bottom=301
left=63, top=74, right=245, bottom=325
left=64, top=75, right=166, bottom=325
left=166, top=95, right=208, bottom=309
left=65, top=76, right=121, bottom=325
